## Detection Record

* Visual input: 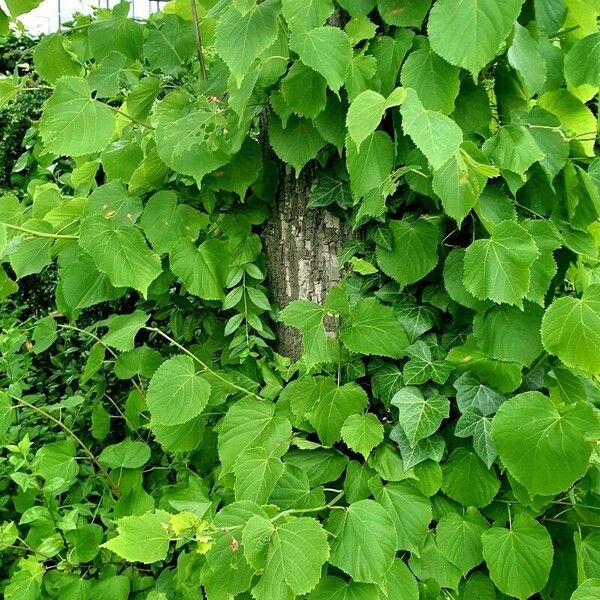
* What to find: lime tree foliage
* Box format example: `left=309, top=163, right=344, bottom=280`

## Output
left=1, top=1, right=600, bottom=599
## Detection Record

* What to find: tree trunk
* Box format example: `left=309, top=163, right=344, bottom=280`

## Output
left=263, top=165, right=353, bottom=359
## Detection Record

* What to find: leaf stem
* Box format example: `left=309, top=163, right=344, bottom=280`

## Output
left=1, top=222, right=78, bottom=240
left=9, top=395, right=120, bottom=496
left=190, top=0, right=208, bottom=81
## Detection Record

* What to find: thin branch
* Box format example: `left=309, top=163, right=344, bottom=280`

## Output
left=1, top=222, right=78, bottom=240
left=190, top=0, right=208, bottom=81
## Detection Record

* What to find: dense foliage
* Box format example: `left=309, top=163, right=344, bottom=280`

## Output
left=0, top=0, right=600, bottom=598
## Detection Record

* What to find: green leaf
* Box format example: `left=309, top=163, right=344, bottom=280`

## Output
left=378, top=559, right=419, bottom=600
left=482, top=514, right=553, bottom=600
left=33, top=34, right=83, bottom=84
left=376, top=218, right=439, bottom=286
left=282, top=0, right=334, bottom=33
left=308, top=382, right=369, bottom=446
left=269, top=114, right=326, bottom=174
left=326, top=499, right=397, bottom=583
left=218, top=397, right=292, bottom=475
left=143, top=14, right=195, bottom=75
left=463, top=220, right=539, bottom=307
left=492, top=391, right=600, bottom=495
left=152, top=416, right=205, bottom=454
left=541, top=285, right=600, bottom=374
left=400, top=88, right=463, bottom=169
left=346, top=87, right=406, bottom=150
left=88, top=7, right=143, bottom=61
left=244, top=516, right=329, bottom=598
left=391, top=387, right=449, bottom=447
left=572, top=579, right=600, bottom=600
left=32, top=316, right=57, bottom=354
left=408, top=533, right=462, bottom=589
left=32, top=440, right=79, bottom=487
left=281, top=62, right=328, bottom=119
left=400, top=46, right=459, bottom=114
left=102, top=310, right=149, bottom=352
left=234, top=447, right=284, bottom=503
left=98, top=439, right=151, bottom=469
left=378, top=0, right=431, bottom=27
left=309, top=576, right=378, bottom=599
left=290, top=26, right=352, bottom=92
left=339, top=297, right=410, bottom=358
left=341, top=413, right=384, bottom=459
left=279, top=300, right=330, bottom=366
left=169, top=238, right=229, bottom=301
left=482, top=124, right=545, bottom=175
left=88, top=51, right=127, bottom=98
left=428, top=0, right=526, bottom=74
left=455, top=409, right=497, bottom=467
left=79, top=217, right=161, bottom=297
left=473, top=302, right=544, bottom=366
left=436, top=509, right=488, bottom=575
left=214, top=0, right=280, bottom=82
left=103, top=510, right=172, bottom=564
left=565, top=32, right=600, bottom=87
left=146, top=356, right=211, bottom=426
left=346, top=131, right=395, bottom=199
left=39, top=77, right=116, bottom=157
left=441, top=448, right=500, bottom=507
left=372, top=482, right=432, bottom=553
left=432, top=148, right=489, bottom=226
left=507, top=23, right=546, bottom=96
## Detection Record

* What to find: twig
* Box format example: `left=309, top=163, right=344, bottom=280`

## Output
left=190, top=0, right=208, bottom=81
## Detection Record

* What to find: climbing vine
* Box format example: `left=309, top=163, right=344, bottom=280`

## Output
left=0, top=0, right=600, bottom=599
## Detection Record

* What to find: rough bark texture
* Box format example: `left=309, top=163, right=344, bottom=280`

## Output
left=263, top=165, right=352, bottom=359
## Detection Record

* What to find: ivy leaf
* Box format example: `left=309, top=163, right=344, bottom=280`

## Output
left=482, top=514, right=553, bottom=600
left=428, top=0, right=526, bottom=74
left=39, top=77, right=116, bottom=157
left=455, top=409, right=497, bottom=468
left=339, top=297, right=410, bottom=358
left=376, top=218, right=439, bottom=287
left=436, top=509, right=489, bottom=575
left=565, top=32, right=600, bottom=87
left=390, top=427, right=445, bottom=469
left=214, top=0, right=281, bottom=82
left=341, top=413, right=384, bottom=459
left=79, top=217, right=161, bottom=298
left=441, top=448, right=500, bottom=508
left=346, top=87, right=406, bottom=150
left=290, top=26, right=353, bottom=92
left=400, top=88, right=463, bottom=170
left=391, top=387, right=449, bottom=447
left=234, top=448, right=284, bottom=504
left=372, top=482, right=432, bottom=554
left=463, top=220, right=539, bottom=307
left=218, top=398, right=292, bottom=475
left=492, top=391, right=600, bottom=496
left=326, top=500, right=397, bottom=583
left=245, top=516, right=329, bottom=598
left=282, top=0, right=334, bottom=33
left=279, top=300, right=330, bottom=367
left=103, top=510, right=172, bottom=564
left=269, top=114, right=326, bottom=174
left=453, top=372, right=505, bottom=416
left=541, top=284, right=600, bottom=374
left=146, top=356, right=211, bottom=426
left=400, top=46, right=459, bottom=114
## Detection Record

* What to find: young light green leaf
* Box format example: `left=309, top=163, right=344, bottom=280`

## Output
left=146, top=356, right=211, bottom=426
left=492, top=391, right=600, bottom=496
left=39, top=77, right=116, bottom=157
left=290, top=26, right=353, bottom=92
left=565, top=32, right=600, bottom=87
left=400, top=88, right=463, bottom=169
left=482, top=514, right=553, bottom=600
left=341, top=413, right=384, bottom=459
left=428, top=0, right=526, bottom=74
left=103, top=510, right=172, bottom=563
left=541, top=284, right=600, bottom=374
left=282, top=0, right=334, bottom=33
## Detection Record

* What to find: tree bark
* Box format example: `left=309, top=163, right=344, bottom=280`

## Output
left=263, top=165, right=353, bottom=359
